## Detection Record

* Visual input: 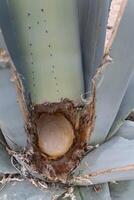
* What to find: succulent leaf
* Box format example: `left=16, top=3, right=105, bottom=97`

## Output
left=78, top=0, right=111, bottom=93
left=75, top=183, right=111, bottom=200
left=0, top=0, right=84, bottom=104
left=109, top=180, right=134, bottom=200
left=115, top=120, right=134, bottom=140
left=0, top=31, right=27, bottom=150
left=108, top=72, right=134, bottom=139
left=90, top=0, right=134, bottom=144
left=0, top=132, right=17, bottom=173
left=0, top=180, right=65, bottom=200
left=74, top=136, right=134, bottom=185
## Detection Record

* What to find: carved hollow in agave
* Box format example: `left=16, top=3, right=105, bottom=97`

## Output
left=24, top=92, right=95, bottom=182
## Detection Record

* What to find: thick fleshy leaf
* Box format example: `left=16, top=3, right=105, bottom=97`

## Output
left=0, top=0, right=84, bottom=104
left=0, top=181, right=65, bottom=200
left=107, top=71, right=134, bottom=139
left=68, top=2, right=111, bottom=198
left=78, top=0, right=110, bottom=92
left=0, top=32, right=27, bottom=150
left=109, top=180, right=134, bottom=200
left=90, top=0, right=134, bottom=144
left=115, top=120, right=134, bottom=140
left=75, top=184, right=111, bottom=200
left=0, top=131, right=17, bottom=173
left=74, top=136, right=134, bottom=185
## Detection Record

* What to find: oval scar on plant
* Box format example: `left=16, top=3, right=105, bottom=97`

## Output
left=24, top=89, right=96, bottom=182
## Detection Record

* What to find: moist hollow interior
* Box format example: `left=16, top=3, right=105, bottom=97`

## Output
left=37, top=113, right=75, bottom=159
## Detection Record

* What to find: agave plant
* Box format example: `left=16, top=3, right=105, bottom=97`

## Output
left=0, top=0, right=134, bottom=199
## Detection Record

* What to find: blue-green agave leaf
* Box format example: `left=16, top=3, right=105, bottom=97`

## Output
left=78, top=0, right=110, bottom=92
left=74, top=136, right=134, bottom=185
left=115, top=120, right=134, bottom=140
left=0, top=0, right=84, bottom=103
left=109, top=180, right=134, bottom=200
left=0, top=181, right=65, bottom=200
left=0, top=67, right=27, bottom=150
left=0, top=131, right=17, bottom=173
left=75, top=184, right=111, bottom=200
left=107, top=71, right=134, bottom=139
left=90, top=0, right=134, bottom=144
left=0, top=31, right=27, bottom=150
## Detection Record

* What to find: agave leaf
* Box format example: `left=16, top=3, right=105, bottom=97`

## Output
left=90, top=0, right=134, bottom=144
left=109, top=180, right=134, bottom=200
left=0, top=67, right=27, bottom=150
left=115, top=120, right=134, bottom=140
left=0, top=0, right=84, bottom=104
left=107, top=71, right=134, bottom=139
left=73, top=136, right=134, bottom=185
left=73, top=0, right=112, bottom=196
left=75, top=184, right=111, bottom=200
left=0, top=131, right=17, bottom=173
left=0, top=31, right=27, bottom=150
left=0, top=180, right=65, bottom=200
left=77, top=0, right=110, bottom=92
left=64, top=2, right=111, bottom=198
